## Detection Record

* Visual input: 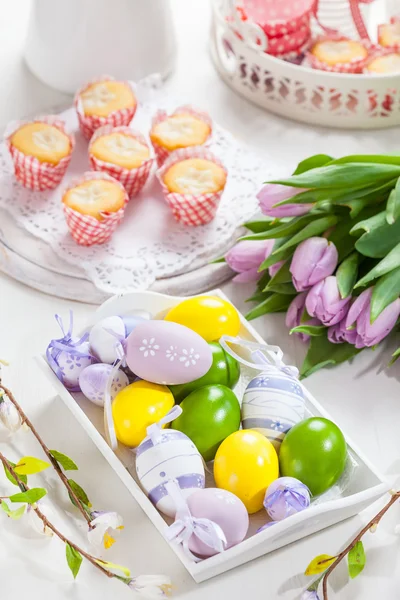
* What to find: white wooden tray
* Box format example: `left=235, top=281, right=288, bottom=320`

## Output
left=37, top=290, right=388, bottom=583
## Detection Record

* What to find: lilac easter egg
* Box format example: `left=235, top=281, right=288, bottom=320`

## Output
left=79, top=363, right=129, bottom=407
left=89, top=316, right=125, bottom=364
left=125, top=321, right=213, bottom=385
left=136, top=429, right=205, bottom=517
left=56, top=341, right=94, bottom=390
left=187, top=488, right=249, bottom=557
left=264, top=476, right=310, bottom=521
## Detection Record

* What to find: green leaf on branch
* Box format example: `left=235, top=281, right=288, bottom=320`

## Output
left=301, top=333, right=362, bottom=378
left=290, top=325, right=326, bottom=337
left=14, top=457, right=50, bottom=476
left=386, top=177, right=400, bottom=224
left=66, top=543, right=83, bottom=579
left=355, top=217, right=400, bottom=258
left=95, top=560, right=130, bottom=577
left=240, top=215, right=320, bottom=242
left=270, top=163, right=400, bottom=191
left=49, top=450, right=78, bottom=471
left=348, top=541, right=366, bottom=579
left=3, top=461, right=28, bottom=486
left=355, top=243, right=400, bottom=288
left=1, top=501, right=26, bottom=520
left=9, top=488, right=47, bottom=504
left=67, top=479, right=91, bottom=509
left=337, top=252, right=359, bottom=298
left=293, top=154, right=334, bottom=175
left=305, top=554, right=337, bottom=576
left=244, top=216, right=276, bottom=233
left=370, top=267, right=400, bottom=322
left=273, top=216, right=339, bottom=254
left=245, top=293, right=292, bottom=321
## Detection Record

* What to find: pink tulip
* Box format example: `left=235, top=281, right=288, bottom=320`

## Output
left=268, top=260, right=286, bottom=279
left=290, top=237, right=338, bottom=292
left=328, top=318, right=358, bottom=345
left=346, top=288, right=400, bottom=348
left=257, top=184, right=312, bottom=218
left=306, top=276, right=351, bottom=327
left=225, top=239, right=274, bottom=283
left=286, top=292, right=321, bottom=342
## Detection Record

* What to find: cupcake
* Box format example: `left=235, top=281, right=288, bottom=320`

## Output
left=6, top=118, right=74, bottom=191
left=308, top=37, right=370, bottom=73
left=365, top=52, right=400, bottom=74
left=62, top=171, right=128, bottom=246
left=150, top=105, right=212, bottom=166
left=156, top=147, right=227, bottom=226
left=378, top=20, right=400, bottom=49
left=89, top=126, right=154, bottom=197
left=75, top=76, right=137, bottom=139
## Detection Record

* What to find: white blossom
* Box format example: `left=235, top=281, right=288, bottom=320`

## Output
left=88, top=510, right=124, bottom=550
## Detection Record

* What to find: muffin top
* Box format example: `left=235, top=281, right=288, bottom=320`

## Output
left=150, top=113, right=211, bottom=152
left=63, top=179, right=125, bottom=220
left=310, top=39, right=368, bottom=66
left=90, top=132, right=150, bottom=170
left=163, top=158, right=226, bottom=195
left=80, top=81, right=136, bottom=118
left=11, top=122, right=71, bottom=164
left=366, top=53, right=400, bottom=74
left=379, top=22, right=400, bottom=48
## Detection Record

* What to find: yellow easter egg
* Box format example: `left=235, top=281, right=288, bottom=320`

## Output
left=112, top=380, right=174, bottom=447
left=164, top=295, right=241, bottom=342
left=214, top=430, right=279, bottom=514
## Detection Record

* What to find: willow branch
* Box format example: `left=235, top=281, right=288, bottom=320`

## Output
left=322, top=490, right=400, bottom=600
left=0, top=381, right=93, bottom=529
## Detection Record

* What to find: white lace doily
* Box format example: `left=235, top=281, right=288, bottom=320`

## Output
left=0, top=78, right=275, bottom=295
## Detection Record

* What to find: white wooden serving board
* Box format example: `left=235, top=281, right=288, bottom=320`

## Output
left=37, top=289, right=389, bottom=583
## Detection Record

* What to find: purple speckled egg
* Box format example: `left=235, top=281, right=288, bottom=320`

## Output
left=187, top=488, right=249, bottom=557
left=264, top=476, right=311, bottom=521
left=55, top=341, right=94, bottom=390
left=79, top=363, right=129, bottom=407
left=125, top=321, right=213, bottom=385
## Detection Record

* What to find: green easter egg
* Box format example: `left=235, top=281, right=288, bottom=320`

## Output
left=169, top=342, right=240, bottom=403
left=279, top=417, right=347, bottom=496
left=171, top=384, right=241, bottom=462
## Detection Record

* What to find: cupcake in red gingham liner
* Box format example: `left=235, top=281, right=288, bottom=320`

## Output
left=62, top=171, right=129, bottom=246
left=74, top=76, right=137, bottom=140
left=156, top=147, right=227, bottom=227
left=307, top=36, right=374, bottom=73
left=378, top=16, right=400, bottom=50
left=150, top=105, right=212, bottom=167
left=5, top=117, right=75, bottom=191
left=89, top=125, right=154, bottom=198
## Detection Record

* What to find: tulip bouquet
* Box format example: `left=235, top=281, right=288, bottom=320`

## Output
left=223, top=153, right=400, bottom=377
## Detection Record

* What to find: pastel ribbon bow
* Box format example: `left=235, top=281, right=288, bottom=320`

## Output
left=146, top=406, right=183, bottom=445
left=164, top=480, right=227, bottom=562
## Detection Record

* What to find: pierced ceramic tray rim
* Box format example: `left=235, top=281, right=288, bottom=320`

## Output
left=37, top=290, right=389, bottom=583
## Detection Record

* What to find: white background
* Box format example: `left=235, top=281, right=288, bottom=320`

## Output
left=1, top=1, right=400, bottom=598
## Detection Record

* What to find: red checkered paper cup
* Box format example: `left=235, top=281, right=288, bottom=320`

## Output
left=74, top=75, right=137, bottom=140
left=242, top=0, right=315, bottom=36
left=88, top=126, right=154, bottom=198
left=62, top=171, right=128, bottom=246
left=5, top=117, right=75, bottom=191
left=156, top=147, right=227, bottom=227
left=150, top=105, right=213, bottom=167
left=307, top=36, right=375, bottom=73
left=267, top=24, right=311, bottom=56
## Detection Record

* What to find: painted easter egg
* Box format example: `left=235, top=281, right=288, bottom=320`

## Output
left=241, top=365, right=305, bottom=451
left=164, top=295, right=241, bottom=342
left=169, top=342, right=240, bottom=403
left=263, top=477, right=311, bottom=521
left=187, top=488, right=249, bottom=557
left=171, top=384, right=241, bottom=462
left=51, top=340, right=94, bottom=391
left=214, top=430, right=279, bottom=514
left=136, top=429, right=205, bottom=517
left=89, top=315, right=146, bottom=364
left=112, top=380, right=175, bottom=447
left=125, top=320, right=213, bottom=385
left=79, top=363, right=129, bottom=407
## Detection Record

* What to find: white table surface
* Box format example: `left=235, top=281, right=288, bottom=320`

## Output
left=1, top=1, right=400, bottom=599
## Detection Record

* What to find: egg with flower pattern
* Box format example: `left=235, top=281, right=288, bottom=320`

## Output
left=125, top=320, right=213, bottom=385
left=79, top=363, right=129, bottom=407
left=241, top=366, right=305, bottom=450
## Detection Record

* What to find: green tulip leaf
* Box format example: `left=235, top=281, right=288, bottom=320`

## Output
left=244, top=216, right=276, bottom=233
left=330, top=154, right=400, bottom=166
left=66, top=543, right=83, bottom=579
left=370, top=267, right=400, bottom=323
left=293, top=154, right=334, bottom=175
left=348, top=541, right=366, bottom=579
left=389, top=346, right=400, bottom=366
left=355, top=218, right=400, bottom=258
left=273, top=216, right=339, bottom=254
left=386, top=177, right=400, bottom=224
left=265, top=261, right=294, bottom=294
left=266, top=282, right=297, bottom=295
left=338, top=180, right=395, bottom=217
left=266, top=260, right=292, bottom=285
left=210, top=256, right=226, bottom=264
left=290, top=325, right=326, bottom=337
left=300, top=333, right=362, bottom=378
left=256, top=269, right=271, bottom=290
left=245, top=293, right=292, bottom=321
left=49, top=450, right=78, bottom=471
left=270, top=163, right=400, bottom=191
left=9, top=488, right=47, bottom=504
left=246, top=291, right=269, bottom=304
left=355, top=243, right=400, bottom=288
left=259, top=245, right=295, bottom=271
left=350, top=211, right=387, bottom=236
left=337, top=252, right=359, bottom=298
left=240, top=214, right=320, bottom=242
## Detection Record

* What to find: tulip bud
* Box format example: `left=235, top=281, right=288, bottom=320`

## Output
left=225, top=240, right=274, bottom=283
left=286, top=292, right=321, bottom=342
left=346, top=288, right=400, bottom=348
left=257, top=184, right=312, bottom=218
left=290, top=237, right=338, bottom=292
left=306, top=276, right=351, bottom=327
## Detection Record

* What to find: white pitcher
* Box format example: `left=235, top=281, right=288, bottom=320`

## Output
left=24, top=0, right=177, bottom=94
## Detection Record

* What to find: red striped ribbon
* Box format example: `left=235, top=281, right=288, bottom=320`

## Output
left=314, top=0, right=376, bottom=40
